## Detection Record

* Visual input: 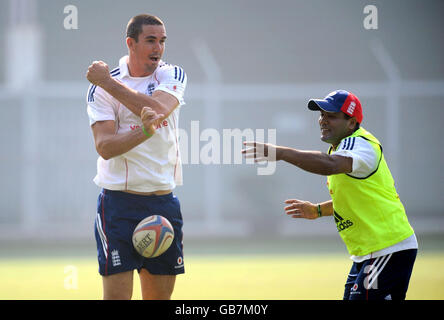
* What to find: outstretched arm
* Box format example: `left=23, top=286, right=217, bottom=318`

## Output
left=242, top=141, right=352, bottom=176
left=278, top=146, right=352, bottom=175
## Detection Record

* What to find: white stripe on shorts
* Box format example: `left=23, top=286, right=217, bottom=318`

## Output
left=367, top=254, right=392, bottom=289
left=95, top=213, right=108, bottom=259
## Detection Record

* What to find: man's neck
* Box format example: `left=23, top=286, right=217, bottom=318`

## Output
left=127, top=57, right=155, bottom=77
left=331, top=128, right=360, bottom=150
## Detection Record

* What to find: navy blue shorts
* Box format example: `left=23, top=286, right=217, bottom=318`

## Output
left=343, top=249, right=417, bottom=300
left=94, top=189, right=185, bottom=276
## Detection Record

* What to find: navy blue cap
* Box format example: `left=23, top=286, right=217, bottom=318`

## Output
left=308, top=90, right=363, bottom=123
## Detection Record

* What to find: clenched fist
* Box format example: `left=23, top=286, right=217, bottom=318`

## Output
left=141, top=106, right=164, bottom=137
left=86, top=61, right=111, bottom=87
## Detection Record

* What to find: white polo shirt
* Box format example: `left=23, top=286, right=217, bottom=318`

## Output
left=332, top=135, right=418, bottom=262
left=86, top=55, right=187, bottom=192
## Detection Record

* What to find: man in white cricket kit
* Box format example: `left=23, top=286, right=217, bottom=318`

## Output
left=86, top=14, right=187, bottom=300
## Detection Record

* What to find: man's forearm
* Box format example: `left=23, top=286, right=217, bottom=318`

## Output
left=318, top=200, right=333, bottom=217
left=97, top=128, right=150, bottom=160
left=277, top=147, right=343, bottom=176
left=101, top=78, right=164, bottom=117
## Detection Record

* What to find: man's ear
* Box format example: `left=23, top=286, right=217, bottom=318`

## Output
left=126, top=37, right=135, bottom=52
left=348, top=117, right=358, bottom=130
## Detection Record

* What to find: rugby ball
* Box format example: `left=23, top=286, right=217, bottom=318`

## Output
left=132, top=215, right=174, bottom=258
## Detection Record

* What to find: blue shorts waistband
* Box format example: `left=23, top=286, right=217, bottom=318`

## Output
left=102, top=189, right=174, bottom=200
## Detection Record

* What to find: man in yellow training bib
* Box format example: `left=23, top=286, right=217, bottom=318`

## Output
left=242, top=90, right=417, bottom=300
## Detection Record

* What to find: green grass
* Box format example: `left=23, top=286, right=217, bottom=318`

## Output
left=1, top=252, right=443, bottom=300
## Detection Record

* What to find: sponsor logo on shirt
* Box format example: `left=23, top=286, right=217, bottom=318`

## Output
left=130, top=120, right=168, bottom=131
left=334, top=211, right=354, bottom=232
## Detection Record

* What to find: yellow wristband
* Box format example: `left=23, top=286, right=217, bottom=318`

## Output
left=142, top=126, right=153, bottom=138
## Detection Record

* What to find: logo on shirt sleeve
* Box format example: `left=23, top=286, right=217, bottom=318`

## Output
left=166, top=85, right=178, bottom=92
left=341, top=137, right=356, bottom=151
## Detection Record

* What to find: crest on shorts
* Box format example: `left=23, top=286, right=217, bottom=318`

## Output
left=111, top=249, right=122, bottom=267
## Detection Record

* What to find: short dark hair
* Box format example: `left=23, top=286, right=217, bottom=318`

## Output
left=126, top=14, right=164, bottom=42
